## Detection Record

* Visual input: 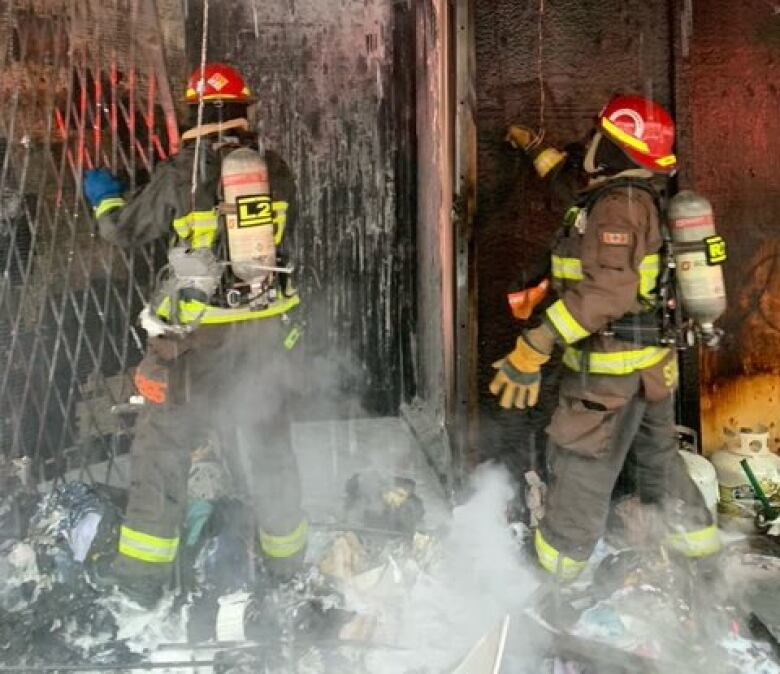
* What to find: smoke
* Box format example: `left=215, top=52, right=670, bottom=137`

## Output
left=361, top=463, right=546, bottom=673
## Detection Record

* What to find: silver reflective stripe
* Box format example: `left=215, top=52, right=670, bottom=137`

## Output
left=118, top=525, right=179, bottom=564
left=551, top=255, right=583, bottom=281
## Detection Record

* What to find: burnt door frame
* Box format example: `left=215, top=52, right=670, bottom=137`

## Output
left=451, top=0, right=478, bottom=485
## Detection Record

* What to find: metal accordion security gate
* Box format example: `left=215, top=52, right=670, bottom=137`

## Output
left=0, top=0, right=179, bottom=485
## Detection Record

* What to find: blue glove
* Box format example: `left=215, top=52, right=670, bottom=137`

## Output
left=83, top=169, right=124, bottom=208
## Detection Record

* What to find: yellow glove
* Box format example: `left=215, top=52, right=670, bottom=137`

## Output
left=489, top=335, right=551, bottom=409
left=506, top=125, right=565, bottom=178
left=505, top=125, right=542, bottom=151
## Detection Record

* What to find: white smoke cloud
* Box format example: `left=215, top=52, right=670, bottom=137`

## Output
left=363, top=463, right=546, bottom=673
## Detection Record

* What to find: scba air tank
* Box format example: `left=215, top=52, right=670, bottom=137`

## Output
left=221, top=147, right=276, bottom=283
left=668, top=190, right=727, bottom=341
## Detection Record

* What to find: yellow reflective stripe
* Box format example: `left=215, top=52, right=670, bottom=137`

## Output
left=551, top=255, right=583, bottom=281
left=638, top=253, right=660, bottom=299
left=259, top=520, right=308, bottom=559
left=552, top=254, right=658, bottom=299
left=156, top=294, right=300, bottom=325
left=656, top=154, right=677, bottom=168
left=191, top=222, right=218, bottom=249
left=273, top=201, right=288, bottom=246
left=535, top=529, right=587, bottom=581
left=118, top=526, right=178, bottom=564
left=172, top=216, right=191, bottom=239
left=172, top=210, right=218, bottom=245
left=546, top=299, right=590, bottom=344
left=639, top=253, right=660, bottom=271
left=601, top=117, right=650, bottom=154
left=94, top=197, right=125, bottom=218
left=562, top=345, right=670, bottom=374
left=665, top=524, right=720, bottom=558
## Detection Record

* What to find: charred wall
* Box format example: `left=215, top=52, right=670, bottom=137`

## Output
left=677, top=0, right=780, bottom=453
left=185, top=0, right=417, bottom=417
left=406, top=0, right=456, bottom=482
left=474, top=0, right=673, bottom=478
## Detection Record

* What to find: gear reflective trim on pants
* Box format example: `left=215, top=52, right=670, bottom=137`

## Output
left=94, top=197, right=125, bottom=218
left=118, top=526, right=179, bottom=564
left=535, top=529, right=587, bottom=581
left=562, top=345, right=669, bottom=375
left=546, top=299, right=590, bottom=345
left=664, top=524, right=720, bottom=558
left=259, top=520, right=308, bottom=559
left=551, top=255, right=583, bottom=281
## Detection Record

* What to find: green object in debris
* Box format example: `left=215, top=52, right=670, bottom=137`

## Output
left=741, top=457, right=780, bottom=535
left=741, top=458, right=772, bottom=511
left=184, top=499, right=214, bottom=547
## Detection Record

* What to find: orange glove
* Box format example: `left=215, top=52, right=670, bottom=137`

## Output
left=508, top=278, right=550, bottom=321
left=489, top=333, right=552, bottom=409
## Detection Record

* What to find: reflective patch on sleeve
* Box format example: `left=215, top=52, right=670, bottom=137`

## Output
left=599, top=230, right=632, bottom=246
left=546, top=299, right=590, bottom=345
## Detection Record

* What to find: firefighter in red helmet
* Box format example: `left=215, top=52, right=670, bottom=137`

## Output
left=83, top=63, right=306, bottom=607
left=183, top=63, right=255, bottom=103
left=494, top=95, right=719, bottom=580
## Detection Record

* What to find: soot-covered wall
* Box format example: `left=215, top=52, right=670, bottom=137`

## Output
left=474, top=0, right=673, bottom=478
left=185, top=0, right=417, bottom=416
left=679, top=0, right=780, bottom=453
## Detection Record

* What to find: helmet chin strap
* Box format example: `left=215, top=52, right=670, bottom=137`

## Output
left=583, top=131, right=604, bottom=175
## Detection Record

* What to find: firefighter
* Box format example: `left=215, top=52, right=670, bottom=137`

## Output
left=83, top=63, right=307, bottom=607
left=492, top=95, right=720, bottom=580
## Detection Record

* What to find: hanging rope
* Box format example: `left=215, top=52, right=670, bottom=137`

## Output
left=537, top=0, right=546, bottom=134
left=191, top=0, right=210, bottom=196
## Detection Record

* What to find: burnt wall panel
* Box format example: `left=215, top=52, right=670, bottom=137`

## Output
left=186, top=0, right=417, bottom=416
left=475, top=0, right=672, bottom=479
left=678, top=0, right=780, bottom=453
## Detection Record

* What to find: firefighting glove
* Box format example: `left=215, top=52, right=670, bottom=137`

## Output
left=506, top=126, right=566, bottom=178
left=489, top=326, right=554, bottom=409
left=508, top=278, right=550, bottom=321
left=505, top=125, right=543, bottom=152
left=83, top=169, right=124, bottom=208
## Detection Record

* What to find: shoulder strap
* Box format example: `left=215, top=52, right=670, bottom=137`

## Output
left=583, top=177, right=662, bottom=214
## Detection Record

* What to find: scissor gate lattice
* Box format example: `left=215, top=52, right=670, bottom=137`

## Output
left=0, top=0, right=179, bottom=485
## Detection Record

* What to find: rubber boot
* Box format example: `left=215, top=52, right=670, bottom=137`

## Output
left=260, top=546, right=307, bottom=588
left=90, top=555, right=165, bottom=609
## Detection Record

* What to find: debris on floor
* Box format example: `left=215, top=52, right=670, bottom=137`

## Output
left=529, top=542, right=780, bottom=674
left=3, top=465, right=780, bottom=673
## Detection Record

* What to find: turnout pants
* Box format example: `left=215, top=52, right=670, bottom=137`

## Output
left=118, top=318, right=306, bottom=583
left=535, top=370, right=718, bottom=580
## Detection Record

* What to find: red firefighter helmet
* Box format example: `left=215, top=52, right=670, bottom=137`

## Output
left=183, top=63, right=254, bottom=104
left=597, top=95, right=677, bottom=174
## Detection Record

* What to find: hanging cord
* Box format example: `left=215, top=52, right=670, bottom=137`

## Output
left=537, top=0, right=545, bottom=134
left=191, top=0, right=210, bottom=198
